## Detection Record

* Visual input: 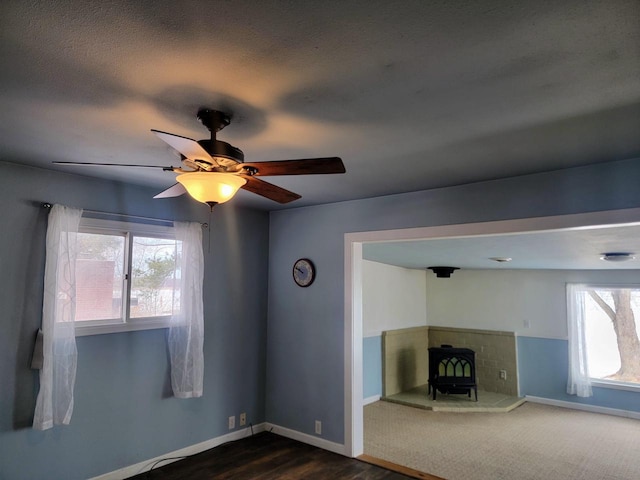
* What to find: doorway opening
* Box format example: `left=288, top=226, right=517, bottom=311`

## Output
left=344, top=207, right=640, bottom=458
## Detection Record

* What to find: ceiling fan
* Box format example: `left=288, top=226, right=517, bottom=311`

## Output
left=54, top=109, right=346, bottom=208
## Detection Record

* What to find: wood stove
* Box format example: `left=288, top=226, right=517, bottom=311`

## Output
left=428, top=345, right=477, bottom=401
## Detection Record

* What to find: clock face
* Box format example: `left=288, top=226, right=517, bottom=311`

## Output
left=293, top=258, right=315, bottom=287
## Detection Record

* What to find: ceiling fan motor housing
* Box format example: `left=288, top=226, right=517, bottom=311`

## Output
left=197, top=139, right=245, bottom=164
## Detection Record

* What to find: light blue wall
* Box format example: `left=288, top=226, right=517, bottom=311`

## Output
left=518, top=336, right=640, bottom=412
left=363, top=336, right=382, bottom=399
left=0, top=162, right=270, bottom=480
left=4, top=156, right=640, bottom=477
left=266, top=157, right=640, bottom=444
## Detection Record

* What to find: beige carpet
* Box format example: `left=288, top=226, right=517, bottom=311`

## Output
left=364, top=401, right=640, bottom=480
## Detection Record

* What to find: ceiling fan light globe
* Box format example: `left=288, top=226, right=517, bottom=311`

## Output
left=176, top=172, right=246, bottom=204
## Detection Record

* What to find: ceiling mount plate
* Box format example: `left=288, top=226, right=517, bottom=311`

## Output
left=197, top=109, right=231, bottom=133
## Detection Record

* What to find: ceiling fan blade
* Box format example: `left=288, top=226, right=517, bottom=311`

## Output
left=151, top=129, right=214, bottom=162
left=153, top=182, right=187, bottom=199
left=240, top=176, right=301, bottom=204
left=241, top=157, right=345, bottom=176
left=53, top=161, right=172, bottom=169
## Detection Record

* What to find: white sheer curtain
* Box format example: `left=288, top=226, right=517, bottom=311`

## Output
left=168, top=221, right=205, bottom=398
left=566, top=283, right=593, bottom=397
left=33, top=204, right=83, bottom=430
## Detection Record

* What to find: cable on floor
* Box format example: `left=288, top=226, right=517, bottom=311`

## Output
left=144, top=421, right=257, bottom=478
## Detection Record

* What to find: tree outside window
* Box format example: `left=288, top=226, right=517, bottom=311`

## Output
left=131, top=236, right=181, bottom=318
left=583, top=287, right=640, bottom=385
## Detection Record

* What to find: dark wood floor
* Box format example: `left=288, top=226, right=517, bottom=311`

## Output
left=127, top=432, right=415, bottom=480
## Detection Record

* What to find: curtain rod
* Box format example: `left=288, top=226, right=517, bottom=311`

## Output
left=42, top=203, right=208, bottom=228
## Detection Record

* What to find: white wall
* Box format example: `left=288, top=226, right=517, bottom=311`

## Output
left=363, top=260, right=427, bottom=337
left=425, top=269, right=640, bottom=339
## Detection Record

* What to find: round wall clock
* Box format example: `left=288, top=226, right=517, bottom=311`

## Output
left=293, top=258, right=316, bottom=287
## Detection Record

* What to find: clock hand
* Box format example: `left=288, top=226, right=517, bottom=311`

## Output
left=295, top=267, right=304, bottom=274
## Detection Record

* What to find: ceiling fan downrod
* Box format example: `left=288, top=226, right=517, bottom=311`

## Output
left=196, top=109, right=230, bottom=141
left=194, top=109, right=245, bottom=165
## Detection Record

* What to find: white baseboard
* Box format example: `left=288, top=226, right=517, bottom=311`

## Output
left=265, top=422, right=347, bottom=456
left=525, top=396, right=640, bottom=420
left=364, top=394, right=381, bottom=405
left=89, top=423, right=266, bottom=480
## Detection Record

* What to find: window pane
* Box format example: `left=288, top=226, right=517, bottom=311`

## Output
left=584, top=287, right=640, bottom=385
left=130, top=236, right=180, bottom=318
left=76, top=232, right=125, bottom=321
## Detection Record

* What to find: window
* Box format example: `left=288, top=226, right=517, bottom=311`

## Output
left=74, top=218, right=181, bottom=335
left=570, top=284, right=640, bottom=390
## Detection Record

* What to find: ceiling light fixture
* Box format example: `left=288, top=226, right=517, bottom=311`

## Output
left=176, top=172, right=246, bottom=209
left=428, top=266, right=459, bottom=278
left=490, top=257, right=512, bottom=263
left=600, top=252, right=636, bottom=262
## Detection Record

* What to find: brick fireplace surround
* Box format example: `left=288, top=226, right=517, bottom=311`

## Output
left=382, top=326, right=518, bottom=398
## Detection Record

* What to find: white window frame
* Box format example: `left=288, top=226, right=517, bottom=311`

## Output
left=74, top=217, right=179, bottom=336
left=578, top=283, right=640, bottom=392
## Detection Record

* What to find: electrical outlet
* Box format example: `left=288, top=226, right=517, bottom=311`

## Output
left=315, top=420, right=322, bottom=435
left=228, top=415, right=235, bottom=430
left=499, top=369, right=507, bottom=380
left=239, top=412, right=246, bottom=426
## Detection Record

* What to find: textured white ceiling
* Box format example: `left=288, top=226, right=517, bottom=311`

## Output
left=363, top=223, right=640, bottom=271
left=1, top=0, right=639, bottom=210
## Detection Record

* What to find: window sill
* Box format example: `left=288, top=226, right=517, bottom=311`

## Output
left=591, top=379, right=640, bottom=393
left=75, top=317, right=172, bottom=336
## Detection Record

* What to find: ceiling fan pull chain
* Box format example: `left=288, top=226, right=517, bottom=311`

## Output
left=208, top=207, right=213, bottom=254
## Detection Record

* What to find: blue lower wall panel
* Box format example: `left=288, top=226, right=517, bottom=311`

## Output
left=517, top=336, right=640, bottom=413
left=363, top=336, right=382, bottom=399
